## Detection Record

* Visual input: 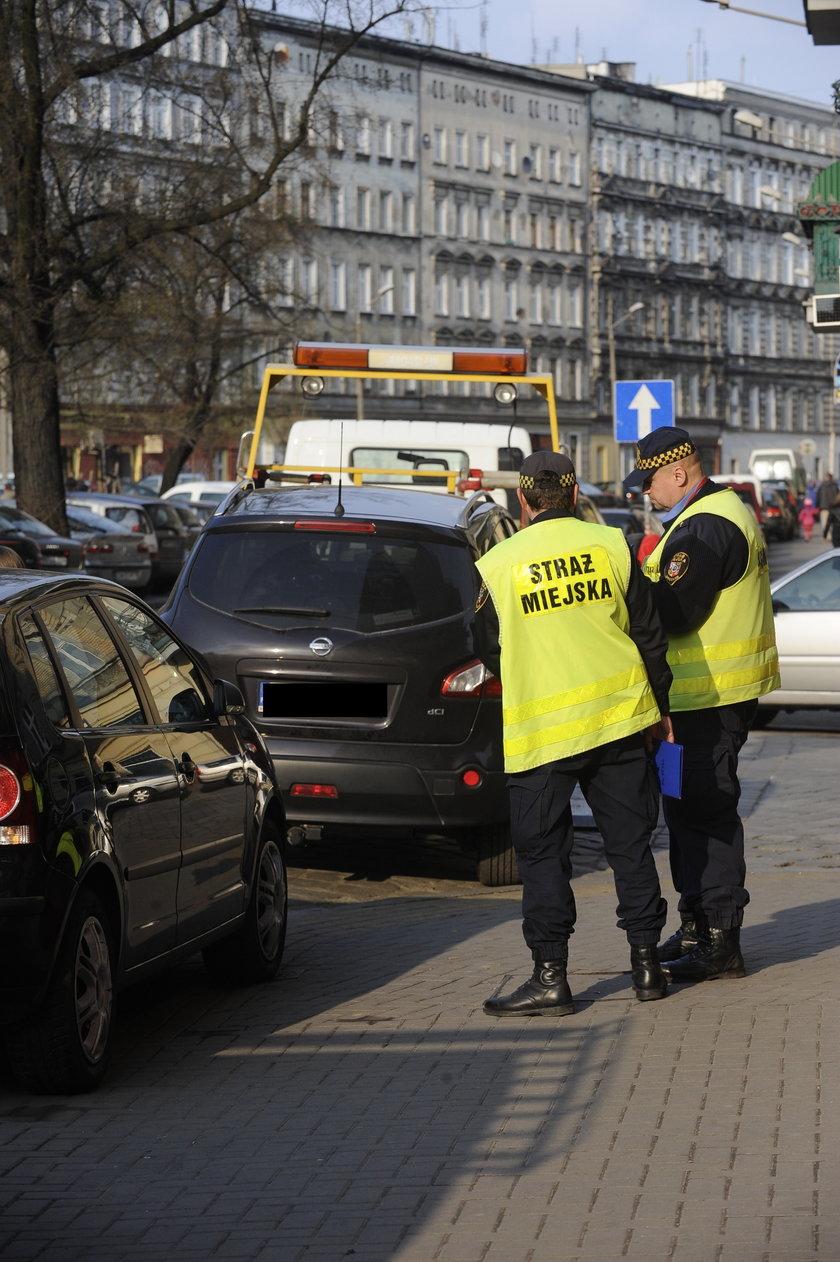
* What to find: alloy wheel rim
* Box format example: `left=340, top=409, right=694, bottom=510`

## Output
left=75, top=916, right=113, bottom=1064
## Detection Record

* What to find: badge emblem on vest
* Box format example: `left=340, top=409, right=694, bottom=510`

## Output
left=474, top=582, right=489, bottom=613
left=665, top=551, right=689, bottom=585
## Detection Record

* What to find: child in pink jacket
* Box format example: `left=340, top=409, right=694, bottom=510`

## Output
left=798, top=498, right=818, bottom=541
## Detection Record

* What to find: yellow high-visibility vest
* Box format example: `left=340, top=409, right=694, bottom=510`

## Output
left=476, top=516, right=661, bottom=773
left=642, top=488, right=780, bottom=711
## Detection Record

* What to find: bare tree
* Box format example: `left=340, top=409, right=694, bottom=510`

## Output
left=0, top=0, right=416, bottom=530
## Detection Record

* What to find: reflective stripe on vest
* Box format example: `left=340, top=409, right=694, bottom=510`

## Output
left=476, top=517, right=661, bottom=772
left=643, top=488, right=780, bottom=711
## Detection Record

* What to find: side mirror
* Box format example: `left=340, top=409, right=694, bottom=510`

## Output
left=214, top=678, right=245, bottom=716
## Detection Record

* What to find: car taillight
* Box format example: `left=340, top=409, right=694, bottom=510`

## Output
left=136, top=542, right=150, bottom=554
left=290, top=783, right=339, bottom=799
left=0, top=751, right=38, bottom=845
left=86, top=542, right=114, bottom=554
left=440, top=659, right=502, bottom=699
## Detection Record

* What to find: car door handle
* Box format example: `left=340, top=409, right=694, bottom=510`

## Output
left=96, top=762, right=120, bottom=792
left=178, top=753, right=197, bottom=782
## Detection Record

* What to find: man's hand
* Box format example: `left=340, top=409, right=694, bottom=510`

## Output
left=645, top=714, right=674, bottom=751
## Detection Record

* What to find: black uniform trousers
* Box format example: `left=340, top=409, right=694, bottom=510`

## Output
left=663, top=699, right=756, bottom=930
left=508, top=732, right=667, bottom=961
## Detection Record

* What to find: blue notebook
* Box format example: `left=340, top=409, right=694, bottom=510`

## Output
left=655, top=741, right=683, bottom=799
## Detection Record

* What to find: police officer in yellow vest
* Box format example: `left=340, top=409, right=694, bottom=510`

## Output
left=473, top=450, right=674, bottom=1016
left=623, top=427, right=780, bottom=984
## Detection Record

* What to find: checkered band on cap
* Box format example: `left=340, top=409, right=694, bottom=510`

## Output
left=519, top=470, right=576, bottom=490
left=634, top=439, right=696, bottom=472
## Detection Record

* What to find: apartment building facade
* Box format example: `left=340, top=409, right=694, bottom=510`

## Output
left=53, top=10, right=840, bottom=483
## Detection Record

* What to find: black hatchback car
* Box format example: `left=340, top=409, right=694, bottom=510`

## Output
left=161, top=483, right=519, bottom=884
left=0, top=571, right=287, bottom=1094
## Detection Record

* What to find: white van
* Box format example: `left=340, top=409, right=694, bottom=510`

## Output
left=282, top=418, right=534, bottom=510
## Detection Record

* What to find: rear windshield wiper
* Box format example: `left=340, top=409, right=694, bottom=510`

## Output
left=233, top=605, right=331, bottom=618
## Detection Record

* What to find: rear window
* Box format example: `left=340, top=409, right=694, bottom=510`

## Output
left=186, top=528, right=477, bottom=631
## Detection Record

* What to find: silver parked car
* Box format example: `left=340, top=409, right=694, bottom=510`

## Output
left=65, top=504, right=153, bottom=592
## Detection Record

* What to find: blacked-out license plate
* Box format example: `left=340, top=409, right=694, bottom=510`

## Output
left=258, top=681, right=388, bottom=720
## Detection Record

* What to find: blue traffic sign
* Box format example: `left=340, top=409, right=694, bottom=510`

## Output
left=614, top=380, right=675, bottom=443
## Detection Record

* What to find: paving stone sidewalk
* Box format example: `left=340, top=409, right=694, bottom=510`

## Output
left=0, top=720, right=838, bottom=1262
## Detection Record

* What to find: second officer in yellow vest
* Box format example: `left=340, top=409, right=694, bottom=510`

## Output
left=623, top=427, right=779, bottom=984
left=473, top=450, right=674, bottom=1015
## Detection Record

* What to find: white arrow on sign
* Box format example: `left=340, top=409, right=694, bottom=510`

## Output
left=629, top=384, right=660, bottom=438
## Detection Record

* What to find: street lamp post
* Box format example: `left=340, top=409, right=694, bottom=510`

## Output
left=606, top=296, right=645, bottom=482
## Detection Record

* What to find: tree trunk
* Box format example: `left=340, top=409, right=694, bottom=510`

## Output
left=10, top=311, right=67, bottom=535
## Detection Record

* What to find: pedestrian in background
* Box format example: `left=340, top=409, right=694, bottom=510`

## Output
left=823, top=492, right=840, bottom=549
left=636, top=518, right=661, bottom=565
left=472, top=450, right=672, bottom=1017
left=816, top=473, right=839, bottom=535
left=798, top=498, right=818, bottom=542
left=624, top=428, right=779, bottom=984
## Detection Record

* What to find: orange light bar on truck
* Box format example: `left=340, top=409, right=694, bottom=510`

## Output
left=293, top=342, right=529, bottom=375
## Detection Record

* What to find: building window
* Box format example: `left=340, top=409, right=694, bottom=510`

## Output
left=434, top=195, right=449, bottom=235
left=379, top=190, right=394, bottom=233
left=503, top=207, right=516, bottom=244
left=357, top=187, right=371, bottom=230
left=477, top=275, right=491, bottom=319
left=358, top=263, right=373, bottom=312
left=568, top=283, right=582, bottom=327
left=549, top=286, right=562, bottom=325
left=402, top=194, right=416, bottom=234
left=300, top=182, right=314, bottom=220
left=548, top=147, right=562, bottom=183
left=402, top=268, right=417, bottom=315
left=529, top=213, right=542, bottom=249
left=529, top=282, right=542, bottom=324
left=477, top=203, right=491, bottom=242
left=529, top=143, right=542, bottom=180
left=433, top=126, right=447, bottom=164
left=356, top=114, right=371, bottom=154
left=328, top=186, right=345, bottom=228
left=455, top=274, right=469, bottom=318
left=435, top=272, right=449, bottom=316
left=379, top=266, right=394, bottom=313
left=569, top=152, right=582, bottom=186
left=400, top=120, right=415, bottom=160
left=276, top=256, right=293, bottom=307
left=504, top=276, right=518, bottom=321
left=328, top=111, right=344, bottom=152
left=301, top=259, right=318, bottom=305
left=329, top=261, right=347, bottom=311
left=456, top=201, right=470, bottom=238
left=476, top=133, right=490, bottom=171
left=454, top=130, right=469, bottom=168
left=503, top=138, right=516, bottom=176
left=380, top=117, right=394, bottom=159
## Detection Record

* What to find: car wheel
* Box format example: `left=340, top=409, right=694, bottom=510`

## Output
left=202, top=825, right=287, bottom=985
left=476, top=821, right=521, bottom=887
left=6, top=891, right=114, bottom=1094
left=751, top=707, right=779, bottom=730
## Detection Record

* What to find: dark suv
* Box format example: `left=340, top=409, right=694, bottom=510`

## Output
left=161, top=482, right=519, bottom=884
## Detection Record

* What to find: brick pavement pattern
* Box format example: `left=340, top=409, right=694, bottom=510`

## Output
left=1, top=719, right=839, bottom=1261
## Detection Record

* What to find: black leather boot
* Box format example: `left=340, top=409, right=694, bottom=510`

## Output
left=484, top=959, right=574, bottom=1017
left=661, top=927, right=746, bottom=983
left=656, top=916, right=699, bottom=962
left=630, top=946, right=668, bottom=1001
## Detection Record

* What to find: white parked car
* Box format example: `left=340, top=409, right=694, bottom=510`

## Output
left=755, top=548, right=840, bottom=726
left=160, top=481, right=237, bottom=507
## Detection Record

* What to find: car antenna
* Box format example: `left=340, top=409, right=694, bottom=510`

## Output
left=334, top=419, right=345, bottom=518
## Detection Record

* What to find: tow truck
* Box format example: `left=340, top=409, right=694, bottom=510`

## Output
left=238, top=341, right=562, bottom=504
